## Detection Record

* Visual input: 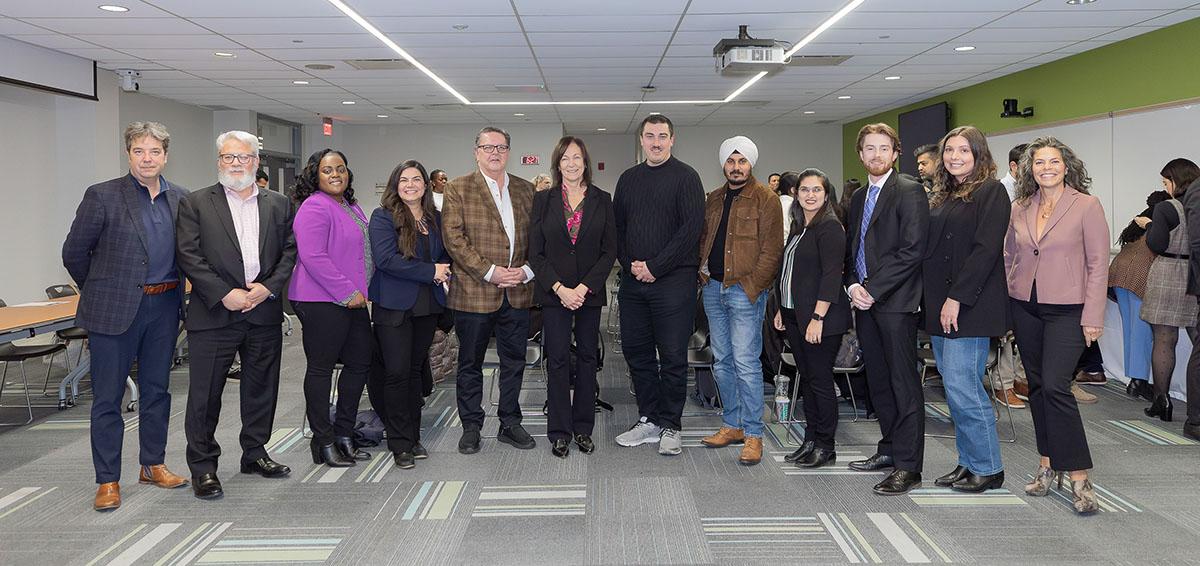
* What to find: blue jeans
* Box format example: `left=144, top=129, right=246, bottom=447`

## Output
left=931, top=335, right=1004, bottom=476
left=1114, top=287, right=1152, bottom=381
left=703, top=280, right=767, bottom=437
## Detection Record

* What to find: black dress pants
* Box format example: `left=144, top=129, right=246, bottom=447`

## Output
left=618, top=270, right=695, bottom=431
left=544, top=305, right=601, bottom=442
left=454, top=296, right=530, bottom=431
left=855, top=308, right=925, bottom=472
left=781, top=308, right=840, bottom=450
left=373, top=308, right=437, bottom=454
left=291, top=301, right=372, bottom=446
left=1188, top=297, right=1200, bottom=427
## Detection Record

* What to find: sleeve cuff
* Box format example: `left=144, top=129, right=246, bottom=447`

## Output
left=521, top=264, right=535, bottom=282
left=484, top=265, right=497, bottom=282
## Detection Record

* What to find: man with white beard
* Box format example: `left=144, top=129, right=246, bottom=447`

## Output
left=175, top=130, right=298, bottom=499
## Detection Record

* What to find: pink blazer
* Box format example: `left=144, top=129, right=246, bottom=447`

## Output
left=1004, top=187, right=1110, bottom=327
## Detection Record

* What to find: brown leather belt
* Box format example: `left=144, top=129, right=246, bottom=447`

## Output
left=143, top=281, right=179, bottom=295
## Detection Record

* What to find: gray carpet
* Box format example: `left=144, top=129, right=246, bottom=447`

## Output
left=1, top=314, right=1198, bottom=565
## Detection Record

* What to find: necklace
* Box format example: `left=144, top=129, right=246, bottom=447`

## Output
left=1039, top=192, right=1061, bottom=219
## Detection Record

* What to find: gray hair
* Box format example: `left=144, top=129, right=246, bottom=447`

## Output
left=475, top=126, right=511, bottom=147
left=124, top=121, right=170, bottom=152
left=532, top=174, right=551, bottom=185
left=216, top=130, right=260, bottom=155
left=1014, top=136, right=1092, bottom=203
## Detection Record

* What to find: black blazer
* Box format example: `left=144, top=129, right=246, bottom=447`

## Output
left=176, top=184, right=298, bottom=331
left=922, top=179, right=1011, bottom=337
left=529, top=186, right=618, bottom=308
left=368, top=207, right=450, bottom=315
left=843, top=171, right=930, bottom=313
left=777, top=215, right=851, bottom=336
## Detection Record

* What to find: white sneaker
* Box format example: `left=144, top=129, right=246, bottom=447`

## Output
left=615, top=417, right=662, bottom=447
left=658, top=428, right=682, bottom=455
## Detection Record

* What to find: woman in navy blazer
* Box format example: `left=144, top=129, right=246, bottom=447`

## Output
left=369, top=160, right=452, bottom=469
left=529, top=136, right=617, bottom=458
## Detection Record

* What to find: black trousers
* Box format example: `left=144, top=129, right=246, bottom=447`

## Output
left=619, top=270, right=695, bottom=431
left=855, top=308, right=925, bottom=472
left=184, top=321, right=283, bottom=476
left=1188, top=297, right=1200, bottom=426
left=544, top=305, right=601, bottom=441
left=781, top=308, right=840, bottom=450
left=291, top=301, right=372, bottom=445
left=1010, top=293, right=1093, bottom=471
left=454, top=296, right=530, bottom=431
left=373, top=308, right=437, bottom=454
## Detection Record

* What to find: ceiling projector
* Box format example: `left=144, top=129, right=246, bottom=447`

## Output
left=713, top=26, right=786, bottom=75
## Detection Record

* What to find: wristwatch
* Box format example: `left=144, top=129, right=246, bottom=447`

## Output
left=811, top=313, right=824, bottom=321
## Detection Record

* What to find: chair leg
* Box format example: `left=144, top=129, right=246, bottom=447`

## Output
left=42, top=349, right=59, bottom=395
left=0, top=362, right=36, bottom=426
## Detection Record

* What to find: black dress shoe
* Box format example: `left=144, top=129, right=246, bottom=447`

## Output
left=240, top=457, right=291, bottom=478
left=497, top=424, right=536, bottom=449
left=785, top=441, right=816, bottom=463
left=574, top=434, right=595, bottom=454
left=413, top=443, right=428, bottom=460
left=1184, top=422, right=1200, bottom=442
left=335, top=436, right=372, bottom=461
left=952, top=470, right=1004, bottom=493
left=310, top=442, right=355, bottom=467
left=934, top=465, right=968, bottom=487
left=192, top=473, right=223, bottom=500
left=873, top=470, right=922, bottom=496
left=393, top=452, right=415, bottom=469
left=797, top=448, right=836, bottom=469
left=848, top=453, right=894, bottom=471
left=551, top=439, right=570, bottom=458
left=458, top=429, right=482, bottom=454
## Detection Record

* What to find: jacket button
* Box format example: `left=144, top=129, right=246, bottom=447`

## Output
left=1033, top=249, right=1039, bottom=256
left=944, top=255, right=950, bottom=261
left=141, top=260, right=147, bottom=265
left=945, top=234, right=952, bottom=240
left=945, top=278, right=952, bottom=284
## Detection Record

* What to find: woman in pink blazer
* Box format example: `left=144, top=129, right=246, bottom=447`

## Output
left=289, top=149, right=373, bottom=468
left=1003, top=137, right=1109, bottom=514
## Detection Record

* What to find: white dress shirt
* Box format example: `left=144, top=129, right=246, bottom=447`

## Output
left=780, top=194, right=794, bottom=242
left=480, top=169, right=534, bottom=283
left=223, top=184, right=261, bottom=286
left=999, top=172, right=1017, bottom=202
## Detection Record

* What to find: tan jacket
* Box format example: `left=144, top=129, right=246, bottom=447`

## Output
left=443, top=170, right=535, bottom=313
left=698, top=177, right=784, bottom=300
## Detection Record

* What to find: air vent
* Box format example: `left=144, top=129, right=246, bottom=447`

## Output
left=729, top=100, right=770, bottom=108
left=815, top=119, right=838, bottom=124
left=787, top=55, right=851, bottom=66
left=494, top=84, right=545, bottom=93
left=392, top=106, right=414, bottom=111
left=344, top=59, right=413, bottom=70
left=304, top=63, right=335, bottom=70
left=422, top=103, right=464, bottom=110
left=202, top=105, right=236, bottom=111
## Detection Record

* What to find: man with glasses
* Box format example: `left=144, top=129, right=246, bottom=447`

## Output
left=174, top=131, right=298, bottom=499
left=443, top=126, right=538, bottom=454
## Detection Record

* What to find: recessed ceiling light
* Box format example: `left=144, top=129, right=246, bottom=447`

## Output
left=596, top=127, right=607, bottom=131
left=803, top=111, right=816, bottom=115
left=452, top=24, right=469, bottom=31
left=648, top=111, right=661, bottom=115
left=342, top=101, right=355, bottom=105
left=954, top=45, right=976, bottom=52
left=98, top=5, right=129, bottom=12
left=837, top=95, right=852, bottom=100
left=1066, top=0, right=1096, bottom=4
left=213, top=52, right=236, bottom=58
left=884, top=75, right=901, bottom=80
left=376, top=114, right=388, bottom=118
left=513, top=113, right=525, bottom=116
left=292, top=80, right=309, bottom=85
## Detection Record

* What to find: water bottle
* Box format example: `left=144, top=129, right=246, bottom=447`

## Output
left=775, top=374, right=791, bottom=422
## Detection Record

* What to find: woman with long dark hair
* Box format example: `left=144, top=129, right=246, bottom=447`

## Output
left=921, top=125, right=1010, bottom=492
left=369, top=160, right=452, bottom=469
left=288, top=149, right=373, bottom=468
left=773, top=169, right=849, bottom=469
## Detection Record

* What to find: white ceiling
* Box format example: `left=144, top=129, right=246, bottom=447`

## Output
left=1, top=0, right=1197, bottom=132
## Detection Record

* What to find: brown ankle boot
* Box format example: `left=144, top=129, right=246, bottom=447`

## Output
left=701, top=427, right=744, bottom=448
left=94, top=482, right=120, bottom=511
left=139, top=464, right=189, bottom=489
left=738, top=437, right=763, bottom=465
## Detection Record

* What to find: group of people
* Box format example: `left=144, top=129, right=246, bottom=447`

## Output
left=64, top=112, right=1192, bottom=519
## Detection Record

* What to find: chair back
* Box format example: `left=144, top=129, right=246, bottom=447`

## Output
left=45, top=285, right=78, bottom=299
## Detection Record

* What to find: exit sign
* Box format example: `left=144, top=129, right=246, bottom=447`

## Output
left=521, top=154, right=540, bottom=165
left=322, top=117, right=333, bottom=136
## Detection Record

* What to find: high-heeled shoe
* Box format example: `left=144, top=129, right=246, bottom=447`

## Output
left=311, top=441, right=355, bottom=467
left=334, top=436, right=372, bottom=461
left=1126, top=379, right=1153, bottom=401
left=1024, top=466, right=1059, bottom=497
left=1069, top=478, right=1098, bottom=514
left=1145, top=395, right=1173, bottom=422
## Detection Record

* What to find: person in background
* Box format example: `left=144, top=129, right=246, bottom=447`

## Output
left=1136, top=158, right=1200, bottom=422
left=993, top=143, right=1032, bottom=407
left=255, top=170, right=269, bottom=190
left=1179, top=176, right=1200, bottom=442
left=998, top=144, right=1029, bottom=202
left=1108, top=189, right=1169, bottom=402
left=777, top=171, right=795, bottom=242
left=767, top=172, right=781, bottom=194
left=839, top=178, right=862, bottom=223
left=429, top=169, right=449, bottom=211
left=914, top=143, right=937, bottom=193
left=532, top=174, right=553, bottom=192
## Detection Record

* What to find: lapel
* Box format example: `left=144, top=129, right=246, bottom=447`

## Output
left=208, top=184, right=243, bottom=256
left=574, top=186, right=600, bottom=246
left=121, top=174, right=151, bottom=254
left=163, top=179, right=180, bottom=220
left=472, top=170, right=507, bottom=232
left=256, top=190, right=270, bottom=255
left=865, top=172, right=895, bottom=232
left=1030, top=188, right=1081, bottom=244
left=926, top=197, right=960, bottom=252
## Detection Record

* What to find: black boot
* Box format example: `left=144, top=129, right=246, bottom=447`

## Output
left=1145, top=394, right=1174, bottom=422
left=1126, top=379, right=1153, bottom=401
left=335, top=436, right=372, bottom=461
left=310, top=441, right=355, bottom=467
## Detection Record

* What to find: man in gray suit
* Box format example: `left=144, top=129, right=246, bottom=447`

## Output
left=176, top=131, right=298, bottom=499
left=1180, top=177, right=1200, bottom=441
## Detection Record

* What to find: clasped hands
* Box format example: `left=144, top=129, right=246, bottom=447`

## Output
left=848, top=284, right=875, bottom=310
left=490, top=266, right=527, bottom=288
left=433, top=263, right=452, bottom=285
left=555, top=283, right=589, bottom=310
left=631, top=260, right=656, bottom=283
left=222, top=283, right=271, bottom=313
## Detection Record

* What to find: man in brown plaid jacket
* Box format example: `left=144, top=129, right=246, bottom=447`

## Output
left=443, top=126, right=538, bottom=454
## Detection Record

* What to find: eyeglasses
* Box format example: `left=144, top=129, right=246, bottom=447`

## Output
left=219, top=153, right=256, bottom=165
left=476, top=144, right=510, bottom=154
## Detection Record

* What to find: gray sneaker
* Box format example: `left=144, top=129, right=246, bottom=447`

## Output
left=658, top=428, right=682, bottom=455
left=615, top=418, right=662, bottom=447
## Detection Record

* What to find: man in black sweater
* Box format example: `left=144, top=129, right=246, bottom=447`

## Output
left=612, top=114, right=705, bottom=455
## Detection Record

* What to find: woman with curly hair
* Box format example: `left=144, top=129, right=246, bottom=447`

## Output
left=288, top=149, right=373, bottom=468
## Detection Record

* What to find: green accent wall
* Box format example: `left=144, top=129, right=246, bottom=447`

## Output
left=841, top=16, right=1200, bottom=177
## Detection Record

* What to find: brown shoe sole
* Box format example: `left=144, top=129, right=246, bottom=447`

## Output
left=94, top=499, right=120, bottom=511
left=139, top=478, right=189, bottom=489
left=701, top=438, right=745, bottom=448
left=738, top=457, right=761, bottom=466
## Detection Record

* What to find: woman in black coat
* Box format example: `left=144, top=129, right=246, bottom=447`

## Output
left=529, top=136, right=617, bottom=458
left=922, top=125, right=1011, bottom=492
left=772, top=169, right=850, bottom=469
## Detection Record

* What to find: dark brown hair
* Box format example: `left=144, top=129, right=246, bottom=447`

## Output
left=379, top=160, right=436, bottom=259
left=781, top=169, right=841, bottom=236
left=638, top=113, right=674, bottom=137
left=550, top=136, right=593, bottom=189
left=855, top=122, right=900, bottom=153
left=929, top=125, right=998, bottom=208
left=1160, top=158, right=1200, bottom=197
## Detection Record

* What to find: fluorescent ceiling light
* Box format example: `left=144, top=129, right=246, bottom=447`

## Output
left=342, top=101, right=355, bottom=105
left=98, top=5, right=129, bottom=12
left=327, top=0, right=861, bottom=107
left=213, top=52, right=236, bottom=58
left=803, top=111, right=815, bottom=114
left=955, top=45, right=976, bottom=52
left=513, top=113, right=525, bottom=116
left=884, top=75, right=901, bottom=80
left=376, top=114, right=388, bottom=118
left=292, top=80, right=309, bottom=85
left=596, top=128, right=607, bottom=131
left=837, top=95, right=852, bottom=100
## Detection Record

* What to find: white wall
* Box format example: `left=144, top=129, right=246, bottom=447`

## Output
left=561, top=133, right=635, bottom=194
left=119, top=91, right=216, bottom=192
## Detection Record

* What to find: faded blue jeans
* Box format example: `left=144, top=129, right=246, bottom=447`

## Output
left=932, top=335, right=1004, bottom=476
left=703, top=280, right=767, bottom=437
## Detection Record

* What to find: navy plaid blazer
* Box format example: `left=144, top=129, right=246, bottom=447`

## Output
left=62, top=174, right=186, bottom=335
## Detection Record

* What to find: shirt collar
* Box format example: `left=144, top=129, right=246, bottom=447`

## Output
left=867, top=168, right=893, bottom=189
left=223, top=183, right=259, bottom=201
left=130, top=173, right=168, bottom=197
left=480, top=169, right=509, bottom=193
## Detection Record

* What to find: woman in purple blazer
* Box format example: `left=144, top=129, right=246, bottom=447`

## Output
left=289, top=149, right=373, bottom=468
left=1004, top=137, right=1109, bottom=514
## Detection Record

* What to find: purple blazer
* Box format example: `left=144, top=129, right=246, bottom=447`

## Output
left=288, top=191, right=369, bottom=303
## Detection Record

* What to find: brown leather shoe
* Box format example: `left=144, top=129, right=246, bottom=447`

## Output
left=1075, top=370, right=1107, bottom=385
left=701, top=427, right=745, bottom=448
left=139, top=464, right=190, bottom=489
left=1012, top=378, right=1030, bottom=400
left=94, top=482, right=120, bottom=511
left=995, top=388, right=1026, bottom=409
left=738, top=437, right=762, bottom=465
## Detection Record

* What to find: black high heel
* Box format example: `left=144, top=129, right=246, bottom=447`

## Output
left=335, top=436, right=372, bottom=461
left=1145, top=395, right=1174, bottom=422
left=311, top=441, right=355, bottom=467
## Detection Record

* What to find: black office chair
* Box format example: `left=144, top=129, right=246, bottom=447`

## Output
left=0, top=299, right=67, bottom=425
left=44, top=285, right=88, bottom=393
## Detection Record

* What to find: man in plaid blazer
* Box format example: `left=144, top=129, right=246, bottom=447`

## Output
left=443, top=126, right=537, bottom=454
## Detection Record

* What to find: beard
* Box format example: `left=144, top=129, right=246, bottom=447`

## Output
left=219, top=169, right=256, bottom=190
left=864, top=160, right=893, bottom=177
left=725, top=169, right=749, bottom=187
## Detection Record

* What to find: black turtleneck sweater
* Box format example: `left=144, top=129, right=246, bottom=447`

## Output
left=613, top=156, right=705, bottom=279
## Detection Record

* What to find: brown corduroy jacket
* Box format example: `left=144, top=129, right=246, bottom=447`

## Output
left=698, top=177, right=784, bottom=301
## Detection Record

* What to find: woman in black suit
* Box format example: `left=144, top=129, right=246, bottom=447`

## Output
left=773, top=169, right=850, bottom=469
left=368, top=160, right=452, bottom=469
left=922, top=125, right=1010, bottom=492
left=529, top=136, right=617, bottom=458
